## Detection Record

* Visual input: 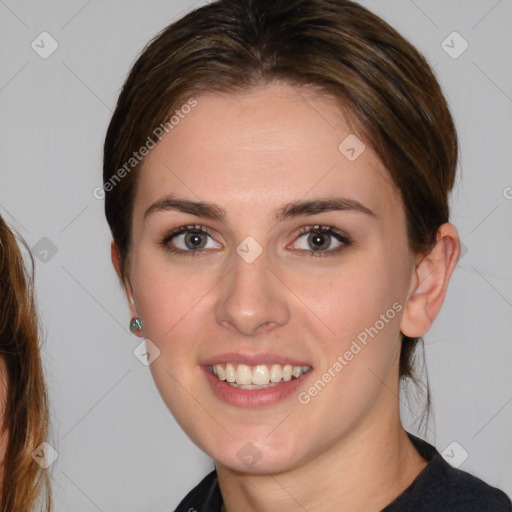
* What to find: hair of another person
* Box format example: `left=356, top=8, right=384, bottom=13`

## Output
left=103, top=0, right=459, bottom=422
left=0, top=215, right=52, bottom=512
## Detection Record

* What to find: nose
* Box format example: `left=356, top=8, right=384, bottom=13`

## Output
left=215, top=247, right=290, bottom=336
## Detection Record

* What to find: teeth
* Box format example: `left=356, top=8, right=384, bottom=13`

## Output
left=225, top=363, right=236, bottom=383
left=211, top=363, right=310, bottom=387
left=270, top=364, right=282, bottom=383
left=236, top=364, right=252, bottom=385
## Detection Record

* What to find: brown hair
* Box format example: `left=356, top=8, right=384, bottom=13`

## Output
left=0, top=215, right=52, bottom=511
left=103, top=0, right=457, bottom=400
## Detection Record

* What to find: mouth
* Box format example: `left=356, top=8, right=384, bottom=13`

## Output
left=208, top=363, right=312, bottom=389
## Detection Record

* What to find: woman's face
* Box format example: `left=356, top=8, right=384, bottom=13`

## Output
left=125, top=82, right=418, bottom=473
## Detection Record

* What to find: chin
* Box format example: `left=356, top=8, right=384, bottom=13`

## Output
left=203, top=433, right=303, bottom=474
left=214, top=448, right=300, bottom=475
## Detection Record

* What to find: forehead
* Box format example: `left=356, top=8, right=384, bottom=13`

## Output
left=135, top=82, right=402, bottom=222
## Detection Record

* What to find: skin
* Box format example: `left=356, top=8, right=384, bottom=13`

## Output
left=112, top=81, right=460, bottom=512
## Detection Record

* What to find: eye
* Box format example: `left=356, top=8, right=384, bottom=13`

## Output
left=161, top=225, right=221, bottom=256
left=160, top=224, right=351, bottom=258
left=289, top=225, right=351, bottom=257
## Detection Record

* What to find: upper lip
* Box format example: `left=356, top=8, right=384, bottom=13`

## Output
left=201, top=352, right=312, bottom=368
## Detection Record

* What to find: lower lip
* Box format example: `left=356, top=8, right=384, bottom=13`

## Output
left=202, top=366, right=312, bottom=407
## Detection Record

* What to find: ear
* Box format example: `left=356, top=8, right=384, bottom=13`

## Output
left=111, top=241, right=143, bottom=336
left=401, top=223, right=460, bottom=337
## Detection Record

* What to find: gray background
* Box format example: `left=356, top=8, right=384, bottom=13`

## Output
left=1, top=0, right=511, bottom=510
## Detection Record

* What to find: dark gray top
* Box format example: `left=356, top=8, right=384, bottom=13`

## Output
left=174, top=432, right=512, bottom=511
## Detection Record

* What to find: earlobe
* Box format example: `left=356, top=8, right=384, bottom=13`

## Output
left=400, top=223, right=460, bottom=338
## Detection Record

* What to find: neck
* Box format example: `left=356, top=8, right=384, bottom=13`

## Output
left=216, top=397, right=427, bottom=512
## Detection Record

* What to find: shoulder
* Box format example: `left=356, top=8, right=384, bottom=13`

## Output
left=425, top=459, right=512, bottom=511
left=173, top=470, right=221, bottom=512
left=384, top=433, right=512, bottom=512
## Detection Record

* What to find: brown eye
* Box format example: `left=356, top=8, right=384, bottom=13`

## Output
left=290, top=225, right=351, bottom=257
left=183, top=231, right=208, bottom=250
left=161, top=225, right=222, bottom=256
left=307, top=231, right=332, bottom=251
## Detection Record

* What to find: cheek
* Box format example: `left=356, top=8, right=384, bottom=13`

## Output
left=298, top=253, right=402, bottom=341
left=293, top=251, right=408, bottom=406
left=290, top=256, right=405, bottom=428
left=129, top=250, right=216, bottom=361
left=131, top=259, right=215, bottom=440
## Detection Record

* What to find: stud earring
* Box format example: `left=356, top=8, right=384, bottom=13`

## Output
left=129, top=317, right=143, bottom=333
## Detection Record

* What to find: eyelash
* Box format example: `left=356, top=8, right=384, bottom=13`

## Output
left=160, top=224, right=352, bottom=258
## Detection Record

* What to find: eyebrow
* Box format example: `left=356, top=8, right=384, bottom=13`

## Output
left=143, top=195, right=377, bottom=222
